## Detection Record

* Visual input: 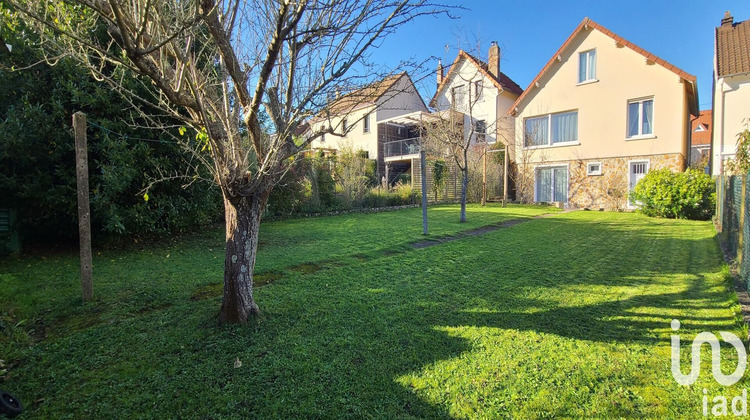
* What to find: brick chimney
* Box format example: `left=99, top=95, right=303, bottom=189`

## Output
left=437, top=59, right=444, bottom=88
left=721, top=11, right=734, bottom=27
left=488, top=41, right=500, bottom=79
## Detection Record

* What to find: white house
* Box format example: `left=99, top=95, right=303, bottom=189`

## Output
left=307, top=72, right=427, bottom=179
left=711, top=12, right=750, bottom=175
left=430, top=42, right=523, bottom=146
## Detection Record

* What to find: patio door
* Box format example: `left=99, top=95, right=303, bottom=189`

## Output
left=628, top=160, right=649, bottom=208
left=536, top=166, right=568, bottom=203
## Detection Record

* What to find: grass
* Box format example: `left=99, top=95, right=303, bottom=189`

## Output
left=0, top=204, right=745, bottom=419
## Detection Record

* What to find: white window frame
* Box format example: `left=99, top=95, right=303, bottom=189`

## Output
left=578, top=49, right=597, bottom=84
left=534, top=164, right=570, bottom=204
left=474, top=80, right=483, bottom=101
left=523, top=110, right=579, bottom=148
left=363, top=113, right=371, bottom=133
left=475, top=119, right=487, bottom=143
left=451, top=85, right=466, bottom=108
left=626, top=97, right=655, bottom=140
left=587, top=162, right=602, bottom=176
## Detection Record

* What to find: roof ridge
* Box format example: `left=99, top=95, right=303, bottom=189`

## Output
left=509, top=17, right=697, bottom=115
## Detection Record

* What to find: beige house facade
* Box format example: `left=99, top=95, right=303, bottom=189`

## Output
left=711, top=12, right=750, bottom=175
left=509, top=17, right=698, bottom=209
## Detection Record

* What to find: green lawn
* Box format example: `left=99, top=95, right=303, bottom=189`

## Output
left=0, top=205, right=745, bottom=418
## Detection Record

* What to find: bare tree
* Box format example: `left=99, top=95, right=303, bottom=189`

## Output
left=421, top=77, right=491, bottom=222
left=9, top=0, right=446, bottom=323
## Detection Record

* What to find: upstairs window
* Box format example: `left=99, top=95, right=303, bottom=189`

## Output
left=578, top=49, right=596, bottom=83
left=627, top=98, right=654, bottom=138
left=451, top=85, right=466, bottom=108
left=342, top=118, right=348, bottom=133
left=363, top=113, right=370, bottom=133
left=524, top=111, right=578, bottom=147
left=474, top=80, right=483, bottom=101
left=475, top=120, right=486, bottom=142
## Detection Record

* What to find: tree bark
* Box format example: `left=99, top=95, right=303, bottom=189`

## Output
left=460, top=168, right=468, bottom=223
left=219, top=192, right=265, bottom=323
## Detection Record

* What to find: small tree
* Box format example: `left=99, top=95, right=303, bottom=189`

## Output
left=431, top=158, right=446, bottom=202
left=725, top=128, right=750, bottom=175
left=335, top=144, right=369, bottom=207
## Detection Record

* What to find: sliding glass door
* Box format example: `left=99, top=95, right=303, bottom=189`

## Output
left=536, top=166, right=568, bottom=203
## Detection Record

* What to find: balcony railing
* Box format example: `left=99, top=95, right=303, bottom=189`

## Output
left=384, top=137, right=421, bottom=159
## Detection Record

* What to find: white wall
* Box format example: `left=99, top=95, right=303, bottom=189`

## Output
left=712, top=74, right=750, bottom=174
left=433, top=57, right=518, bottom=144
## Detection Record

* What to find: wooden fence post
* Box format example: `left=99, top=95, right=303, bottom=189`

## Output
left=739, top=175, right=746, bottom=266
left=73, top=112, right=93, bottom=302
left=420, top=150, right=428, bottom=236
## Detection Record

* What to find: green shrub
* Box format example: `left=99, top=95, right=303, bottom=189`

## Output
left=629, top=168, right=715, bottom=220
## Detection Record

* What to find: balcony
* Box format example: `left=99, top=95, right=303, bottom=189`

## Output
left=384, top=137, right=421, bottom=161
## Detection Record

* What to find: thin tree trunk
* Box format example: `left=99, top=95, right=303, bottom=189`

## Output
left=460, top=168, right=468, bottom=223
left=219, top=192, right=264, bottom=323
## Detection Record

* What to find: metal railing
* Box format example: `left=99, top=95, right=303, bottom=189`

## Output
left=384, top=137, right=421, bottom=158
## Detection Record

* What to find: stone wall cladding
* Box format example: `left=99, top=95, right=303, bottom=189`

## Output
left=523, top=153, right=685, bottom=210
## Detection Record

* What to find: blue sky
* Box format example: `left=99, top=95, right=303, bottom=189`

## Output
left=370, top=1, right=750, bottom=111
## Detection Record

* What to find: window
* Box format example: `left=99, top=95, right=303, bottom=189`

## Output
left=321, top=132, right=325, bottom=143
left=342, top=118, right=348, bottom=133
left=524, top=111, right=578, bottom=147
left=627, top=98, right=654, bottom=138
left=536, top=166, right=568, bottom=203
left=475, top=120, right=486, bottom=142
left=694, top=124, right=706, bottom=132
left=587, top=162, right=602, bottom=176
left=474, top=80, right=483, bottom=101
left=578, top=49, right=596, bottom=83
left=363, top=113, right=370, bottom=133
left=451, top=85, right=466, bottom=108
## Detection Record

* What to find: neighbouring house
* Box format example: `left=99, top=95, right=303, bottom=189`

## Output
left=429, top=42, right=523, bottom=145
left=691, top=110, right=712, bottom=171
left=306, top=72, right=427, bottom=181
left=508, top=17, right=699, bottom=210
left=364, top=43, right=524, bottom=198
left=711, top=12, right=750, bottom=175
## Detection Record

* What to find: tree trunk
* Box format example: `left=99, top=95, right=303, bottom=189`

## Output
left=460, top=168, right=468, bottom=223
left=219, top=193, right=264, bottom=323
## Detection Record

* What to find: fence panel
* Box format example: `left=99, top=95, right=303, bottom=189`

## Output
left=717, top=174, right=750, bottom=291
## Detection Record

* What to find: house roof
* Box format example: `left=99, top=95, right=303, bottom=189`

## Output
left=429, top=50, right=523, bottom=107
left=312, top=72, right=423, bottom=122
left=509, top=17, right=698, bottom=116
left=691, top=110, right=712, bottom=146
left=716, top=13, right=750, bottom=77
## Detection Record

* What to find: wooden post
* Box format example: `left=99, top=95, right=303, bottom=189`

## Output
left=740, top=175, right=746, bottom=265
left=503, top=144, right=509, bottom=207
left=73, top=112, right=93, bottom=302
left=481, top=146, right=487, bottom=206
left=420, top=150, right=428, bottom=235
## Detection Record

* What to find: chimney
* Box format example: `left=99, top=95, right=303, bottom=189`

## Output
left=721, top=11, right=734, bottom=27
left=488, top=41, right=500, bottom=79
left=437, top=60, right=444, bottom=88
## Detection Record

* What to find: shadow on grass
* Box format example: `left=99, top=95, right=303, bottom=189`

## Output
left=4, top=211, right=739, bottom=418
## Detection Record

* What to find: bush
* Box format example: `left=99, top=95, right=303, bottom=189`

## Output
left=629, top=168, right=715, bottom=220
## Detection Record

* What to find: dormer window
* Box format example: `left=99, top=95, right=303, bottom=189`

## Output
left=578, top=49, right=596, bottom=83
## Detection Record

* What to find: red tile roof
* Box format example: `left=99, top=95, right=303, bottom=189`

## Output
left=691, top=110, right=712, bottom=146
left=509, top=17, right=698, bottom=116
left=429, top=50, right=522, bottom=107
left=716, top=14, right=750, bottom=77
